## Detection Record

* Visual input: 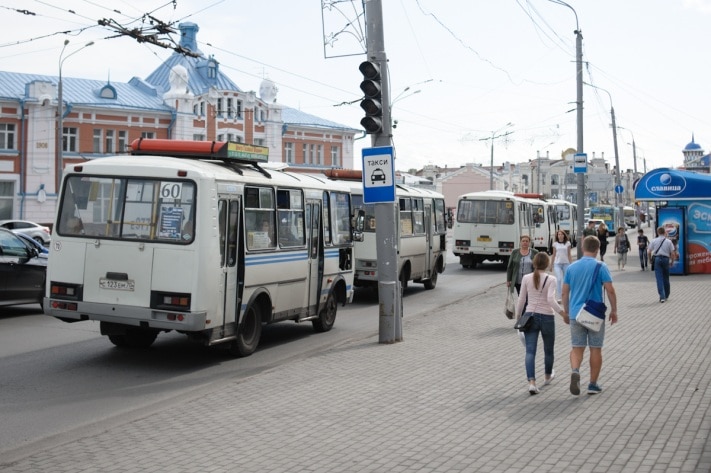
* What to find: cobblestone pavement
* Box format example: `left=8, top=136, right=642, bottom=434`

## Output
left=2, top=234, right=710, bottom=472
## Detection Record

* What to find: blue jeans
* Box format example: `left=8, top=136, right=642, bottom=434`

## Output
left=524, top=312, right=556, bottom=381
left=654, top=255, right=671, bottom=299
left=553, top=263, right=569, bottom=298
left=639, top=248, right=648, bottom=269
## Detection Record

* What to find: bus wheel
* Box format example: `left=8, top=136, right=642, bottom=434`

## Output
left=108, top=329, right=158, bottom=348
left=423, top=267, right=438, bottom=290
left=313, top=291, right=337, bottom=333
left=230, top=304, right=262, bottom=357
left=399, top=269, right=409, bottom=294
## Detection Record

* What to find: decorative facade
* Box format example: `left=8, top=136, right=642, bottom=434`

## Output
left=0, top=22, right=359, bottom=223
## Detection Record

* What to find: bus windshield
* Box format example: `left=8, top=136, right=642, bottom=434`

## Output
left=456, top=199, right=515, bottom=225
left=57, top=175, right=196, bottom=243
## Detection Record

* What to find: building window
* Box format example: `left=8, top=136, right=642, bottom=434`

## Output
left=193, top=134, right=205, bottom=141
left=216, top=98, right=223, bottom=117
left=317, top=145, right=323, bottom=165
left=105, top=130, right=115, bottom=154
left=236, top=100, right=243, bottom=119
left=64, top=127, right=78, bottom=152
left=235, top=136, right=243, bottom=143
left=302, top=144, right=308, bottom=164
left=285, top=142, right=294, bottom=163
left=118, top=130, right=127, bottom=153
left=331, top=146, right=340, bottom=167
left=254, top=138, right=264, bottom=146
left=141, top=131, right=154, bottom=139
left=199, top=102, right=205, bottom=116
left=207, top=61, right=217, bottom=79
left=0, top=124, right=15, bottom=150
left=217, top=134, right=224, bottom=141
left=226, top=98, right=233, bottom=118
left=0, top=181, right=14, bottom=219
left=193, top=104, right=199, bottom=115
left=551, top=174, right=560, bottom=186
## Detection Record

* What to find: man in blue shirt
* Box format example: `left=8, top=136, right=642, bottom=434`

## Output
left=562, top=235, right=618, bottom=395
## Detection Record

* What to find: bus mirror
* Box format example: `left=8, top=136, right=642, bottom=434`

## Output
left=352, top=209, right=365, bottom=242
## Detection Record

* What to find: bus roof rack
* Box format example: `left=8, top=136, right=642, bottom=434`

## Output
left=129, top=138, right=272, bottom=178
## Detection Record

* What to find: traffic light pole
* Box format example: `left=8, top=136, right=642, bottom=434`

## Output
left=363, top=0, right=402, bottom=343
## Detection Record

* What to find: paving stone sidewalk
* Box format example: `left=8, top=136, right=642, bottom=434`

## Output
left=2, top=261, right=710, bottom=472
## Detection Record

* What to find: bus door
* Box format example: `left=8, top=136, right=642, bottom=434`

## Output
left=305, top=201, right=324, bottom=315
left=217, top=198, right=241, bottom=328
left=424, top=202, right=433, bottom=273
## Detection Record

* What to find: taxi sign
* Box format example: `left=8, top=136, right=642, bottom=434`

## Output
left=362, top=146, right=395, bottom=203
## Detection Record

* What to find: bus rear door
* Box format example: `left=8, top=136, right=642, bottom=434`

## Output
left=306, top=201, right=323, bottom=315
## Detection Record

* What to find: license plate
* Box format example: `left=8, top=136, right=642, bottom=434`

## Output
left=99, top=278, right=135, bottom=291
left=477, top=236, right=492, bottom=242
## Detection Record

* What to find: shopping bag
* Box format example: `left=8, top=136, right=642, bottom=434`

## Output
left=504, top=289, right=517, bottom=320
left=575, top=299, right=607, bottom=332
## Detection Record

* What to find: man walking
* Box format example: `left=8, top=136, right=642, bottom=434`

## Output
left=648, top=226, right=676, bottom=303
left=562, top=235, right=618, bottom=395
left=583, top=220, right=596, bottom=237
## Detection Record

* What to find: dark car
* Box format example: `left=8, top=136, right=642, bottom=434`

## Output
left=0, top=227, right=46, bottom=308
left=16, top=232, right=49, bottom=266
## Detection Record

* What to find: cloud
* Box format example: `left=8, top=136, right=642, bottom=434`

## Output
left=683, top=0, right=711, bottom=13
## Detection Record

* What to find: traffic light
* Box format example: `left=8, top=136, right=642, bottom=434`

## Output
left=359, top=60, right=383, bottom=134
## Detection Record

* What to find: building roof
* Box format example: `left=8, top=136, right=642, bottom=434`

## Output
left=684, top=134, right=702, bottom=151
left=0, top=71, right=173, bottom=112
left=281, top=106, right=360, bottom=132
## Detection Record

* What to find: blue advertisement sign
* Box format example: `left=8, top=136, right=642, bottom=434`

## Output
left=635, top=168, right=711, bottom=201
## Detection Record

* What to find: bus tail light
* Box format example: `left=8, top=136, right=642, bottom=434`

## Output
left=499, top=241, right=515, bottom=250
left=50, top=282, right=83, bottom=300
left=151, top=291, right=191, bottom=311
left=455, top=239, right=470, bottom=247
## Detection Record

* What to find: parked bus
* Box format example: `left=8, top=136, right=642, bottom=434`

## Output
left=44, top=139, right=360, bottom=356
left=452, top=190, right=556, bottom=268
left=347, top=182, right=447, bottom=291
left=623, top=206, right=636, bottom=228
left=549, top=198, right=578, bottom=246
left=589, top=205, right=618, bottom=231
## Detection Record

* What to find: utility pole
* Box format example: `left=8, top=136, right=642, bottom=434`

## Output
left=362, top=0, right=401, bottom=343
left=480, top=123, right=513, bottom=190
left=574, top=26, right=585, bottom=258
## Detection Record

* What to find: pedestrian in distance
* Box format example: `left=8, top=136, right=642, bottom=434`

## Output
left=596, top=222, right=609, bottom=261
left=583, top=220, right=596, bottom=238
left=550, top=230, right=572, bottom=301
left=648, top=226, right=676, bottom=303
left=562, top=235, right=618, bottom=396
left=614, top=226, right=630, bottom=271
left=516, top=252, right=568, bottom=395
left=637, top=228, right=649, bottom=271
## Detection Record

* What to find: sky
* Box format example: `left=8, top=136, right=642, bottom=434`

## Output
left=1, top=0, right=709, bottom=174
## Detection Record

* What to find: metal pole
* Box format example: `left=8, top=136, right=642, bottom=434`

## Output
left=57, top=40, right=94, bottom=192
left=489, top=136, right=494, bottom=190
left=363, top=0, right=401, bottom=343
left=575, top=28, right=585, bottom=257
left=609, top=104, right=623, bottom=230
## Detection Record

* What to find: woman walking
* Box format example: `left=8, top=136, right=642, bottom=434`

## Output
left=597, top=223, right=609, bottom=261
left=506, top=235, right=538, bottom=295
left=515, top=252, right=568, bottom=395
left=550, top=230, right=572, bottom=301
left=614, top=226, right=630, bottom=271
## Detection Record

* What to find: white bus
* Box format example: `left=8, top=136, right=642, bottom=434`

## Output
left=549, top=198, right=578, bottom=246
left=45, top=139, right=359, bottom=356
left=452, top=191, right=556, bottom=268
left=348, top=183, right=448, bottom=291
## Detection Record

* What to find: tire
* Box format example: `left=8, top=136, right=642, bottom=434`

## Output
left=423, top=267, right=438, bottom=290
left=229, top=303, right=262, bottom=357
left=33, top=236, right=45, bottom=245
left=399, top=268, right=408, bottom=294
left=313, top=291, right=337, bottom=333
left=108, top=329, right=158, bottom=348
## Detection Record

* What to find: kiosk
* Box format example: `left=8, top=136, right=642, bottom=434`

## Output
left=635, top=168, right=711, bottom=275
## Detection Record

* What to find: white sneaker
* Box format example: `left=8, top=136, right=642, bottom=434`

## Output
left=543, top=370, right=555, bottom=386
left=529, top=385, right=540, bottom=395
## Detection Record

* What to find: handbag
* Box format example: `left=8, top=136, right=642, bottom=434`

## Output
left=514, top=312, right=533, bottom=331
left=575, top=264, right=607, bottom=332
left=513, top=276, right=548, bottom=332
left=504, top=288, right=517, bottom=319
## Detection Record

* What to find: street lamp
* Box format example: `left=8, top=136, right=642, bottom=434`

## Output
left=57, top=39, right=94, bottom=190
left=584, top=82, right=624, bottom=230
left=480, top=122, right=514, bottom=190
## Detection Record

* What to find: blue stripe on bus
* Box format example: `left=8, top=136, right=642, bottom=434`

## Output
left=245, top=252, right=308, bottom=266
